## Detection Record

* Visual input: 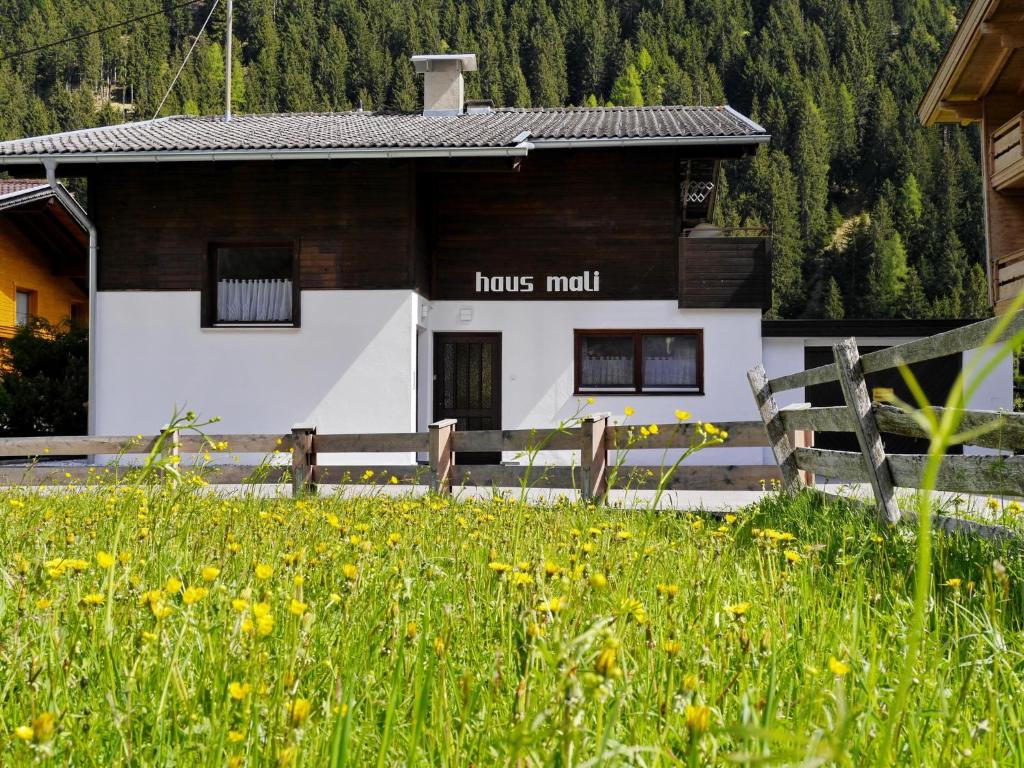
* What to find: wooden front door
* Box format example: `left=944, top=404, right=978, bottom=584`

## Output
left=433, top=333, right=501, bottom=465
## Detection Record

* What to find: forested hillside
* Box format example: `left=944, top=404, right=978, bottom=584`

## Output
left=0, top=0, right=989, bottom=318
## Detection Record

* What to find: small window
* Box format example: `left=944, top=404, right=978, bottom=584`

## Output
left=207, top=244, right=297, bottom=326
left=575, top=330, right=703, bottom=394
left=15, top=289, right=35, bottom=326
left=70, top=302, right=87, bottom=326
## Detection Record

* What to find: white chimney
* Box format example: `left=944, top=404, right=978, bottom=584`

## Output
left=411, top=54, right=477, bottom=117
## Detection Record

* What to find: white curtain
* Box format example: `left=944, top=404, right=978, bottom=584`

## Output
left=217, top=279, right=292, bottom=322
left=644, top=356, right=696, bottom=387
left=582, top=355, right=633, bottom=387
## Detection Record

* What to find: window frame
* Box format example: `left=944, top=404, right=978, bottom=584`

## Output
left=573, top=329, right=704, bottom=396
left=202, top=241, right=301, bottom=328
left=15, top=288, right=36, bottom=327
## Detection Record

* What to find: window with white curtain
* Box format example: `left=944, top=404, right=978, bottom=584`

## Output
left=209, top=244, right=296, bottom=326
left=575, top=330, right=703, bottom=394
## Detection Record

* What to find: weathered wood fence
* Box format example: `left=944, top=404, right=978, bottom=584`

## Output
left=749, top=311, right=1024, bottom=534
left=0, top=418, right=787, bottom=497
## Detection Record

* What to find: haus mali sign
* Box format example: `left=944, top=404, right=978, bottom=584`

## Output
left=475, top=270, right=600, bottom=295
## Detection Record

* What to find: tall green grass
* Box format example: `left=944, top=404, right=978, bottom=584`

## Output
left=2, top=483, right=1023, bottom=765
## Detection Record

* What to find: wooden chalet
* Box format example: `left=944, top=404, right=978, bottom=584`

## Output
left=0, top=180, right=88, bottom=337
left=920, top=0, right=1024, bottom=312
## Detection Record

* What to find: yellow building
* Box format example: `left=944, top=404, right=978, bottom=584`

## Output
left=0, top=180, right=87, bottom=337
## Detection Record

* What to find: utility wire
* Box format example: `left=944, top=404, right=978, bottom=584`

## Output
left=152, top=0, right=221, bottom=119
left=1, top=0, right=209, bottom=63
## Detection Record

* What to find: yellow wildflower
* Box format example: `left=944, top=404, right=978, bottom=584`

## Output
left=726, top=601, right=751, bottom=617
left=289, top=698, right=312, bottom=727
left=682, top=673, right=700, bottom=691
left=684, top=704, right=711, bottom=733
left=784, top=550, right=802, bottom=564
left=342, top=563, right=358, bottom=580
left=537, top=596, right=566, bottom=613
left=13, top=725, right=33, bottom=741
left=35, top=598, right=52, bottom=610
left=589, top=572, right=608, bottom=589
left=228, top=681, right=251, bottom=700
left=594, top=638, right=620, bottom=678
left=231, top=598, right=249, bottom=612
left=406, top=621, right=418, bottom=639
left=663, top=639, right=683, bottom=655
left=165, top=577, right=182, bottom=594
left=944, top=578, right=962, bottom=588
left=675, top=409, right=691, bottom=421
left=488, top=561, right=513, bottom=574
left=228, top=730, right=245, bottom=743
left=82, top=592, right=104, bottom=606
left=828, top=656, right=851, bottom=676
left=96, top=550, right=115, bottom=569
left=254, top=563, right=273, bottom=580
left=182, top=586, right=208, bottom=605
left=433, top=637, right=446, bottom=657
left=201, top=566, right=220, bottom=582
left=648, top=423, right=659, bottom=435
left=288, top=599, right=308, bottom=616
left=511, top=572, right=534, bottom=587
left=656, top=583, right=680, bottom=599
left=623, top=406, right=635, bottom=417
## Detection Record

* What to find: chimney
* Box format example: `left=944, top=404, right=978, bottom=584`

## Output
left=411, top=54, right=478, bottom=117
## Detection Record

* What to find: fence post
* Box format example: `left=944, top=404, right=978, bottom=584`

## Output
left=291, top=424, right=317, bottom=497
left=833, top=338, right=900, bottom=525
left=580, top=412, right=609, bottom=502
left=747, top=363, right=804, bottom=493
left=160, top=423, right=180, bottom=481
left=429, top=419, right=456, bottom=495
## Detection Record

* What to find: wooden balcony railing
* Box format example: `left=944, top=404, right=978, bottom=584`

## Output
left=991, top=112, right=1024, bottom=190
left=678, top=226, right=770, bottom=309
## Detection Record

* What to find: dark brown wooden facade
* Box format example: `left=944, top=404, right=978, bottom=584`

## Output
left=88, top=147, right=768, bottom=307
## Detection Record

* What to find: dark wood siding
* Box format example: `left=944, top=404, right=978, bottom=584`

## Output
left=678, top=235, right=769, bottom=308
left=91, top=161, right=414, bottom=291
left=426, top=148, right=679, bottom=300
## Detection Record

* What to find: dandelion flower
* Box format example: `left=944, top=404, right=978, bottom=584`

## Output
left=682, top=672, right=700, bottom=691
left=488, top=561, right=512, bottom=574
left=13, top=725, right=33, bottom=741
left=684, top=704, right=711, bottom=733
left=82, top=592, right=104, bottom=606
left=511, top=572, right=534, bottom=587
left=614, top=530, right=632, bottom=540
left=165, top=577, right=183, bottom=594
left=828, top=656, right=851, bottom=676
left=254, top=563, right=273, bottom=580
left=182, top=586, right=209, bottom=605
left=433, top=637, right=446, bottom=657
left=675, top=409, right=691, bottom=421
left=726, top=601, right=751, bottom=617
left=342, top=563, right=358, bottom=580
left=228, top=730, right=245, bottom=743
left=648, top=424, right=659, bottom=435
left=231, top=598, right=248, bottom=612
left=784, top=550, right=802, bottom=564
left=594, top=638, right=620, bottom=678
left=623, top=406, right=635, bottom=417
left=288, top=598, right=308, bottom=616
left=228, top=681, right=251, bottom=700
left=96, top=551, right=115, bottom=569
left=663, top=639, right=683, bottom=655
left=35, top=598, right=52, bottom=610
left=201, top=566, right=220, bottom=582
left=406, top=621, right=417, bottom=639
left=944, top=578, right=962, bottom=588
left=589, top=572, right=608, bottom=589
left=289, top=698, right=312, bottom=727
left=537, top=596, right=566, bottom=613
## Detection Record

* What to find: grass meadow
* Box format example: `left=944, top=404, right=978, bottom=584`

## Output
left=2, top=482, right=1024, bottom=766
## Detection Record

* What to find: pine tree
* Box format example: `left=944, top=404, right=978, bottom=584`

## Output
left=961, top=263, right=991, bottom=319
left=898, top=266, right=931, bottom=319
left=864, top=199, right=909, bottom=316
left=824, top=277, right=845, bottom=319
left=792, top=94, right=831, bottom=252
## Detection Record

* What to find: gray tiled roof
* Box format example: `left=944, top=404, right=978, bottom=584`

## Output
left=0, top=106, right=766, bottom=160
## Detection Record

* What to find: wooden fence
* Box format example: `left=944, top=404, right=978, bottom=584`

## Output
left=0, top=418, right=787, bottom=497
left=749, top=311, right=1024, bottom=536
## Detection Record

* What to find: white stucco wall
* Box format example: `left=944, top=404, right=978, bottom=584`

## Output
left=420, top=302, right=765, bottom=465
left=95, top=290, right=420, bottom=463
left=761, top=335, right=1015, bottom=459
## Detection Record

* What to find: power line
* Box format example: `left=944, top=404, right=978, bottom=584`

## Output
left=1, top=0, right=210, bottom=63
left=152, top=0, right=221, bottom=119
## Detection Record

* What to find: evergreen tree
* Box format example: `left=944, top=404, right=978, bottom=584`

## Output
left=609, top=64, right=643, bottom=106
left=824, top=276, right=845, bottom=319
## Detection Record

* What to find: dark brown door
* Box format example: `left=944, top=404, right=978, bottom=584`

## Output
left=433, top=333, right=501, bottom=465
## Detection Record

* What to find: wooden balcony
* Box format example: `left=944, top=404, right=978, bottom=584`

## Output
left=678, top=226, right=770, bottom=309
left=995, top=248, right=1024, bottom=313
left=991, top=112, right=1024, bottom=190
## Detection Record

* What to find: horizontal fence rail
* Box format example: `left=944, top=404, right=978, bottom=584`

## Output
left=0, top=416, right=790, bottom=497
left=749, top=311, right=1024, bottom=539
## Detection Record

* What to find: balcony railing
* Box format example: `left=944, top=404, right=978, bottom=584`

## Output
left=678, top=226, right=770, bottom=309
left=991, top=112, right=1024, bottom=190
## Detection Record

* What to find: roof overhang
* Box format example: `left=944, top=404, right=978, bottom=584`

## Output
left=918, top=0, right=1024, bottom=126
left=0, top=133, right=770, bottom=168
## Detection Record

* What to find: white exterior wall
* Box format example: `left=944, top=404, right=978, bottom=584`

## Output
left=420, top=301, right=765, bottom=465
left=761, top=335, right=1015, bottom=459
left=95, top=290, right=421, bottom=463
